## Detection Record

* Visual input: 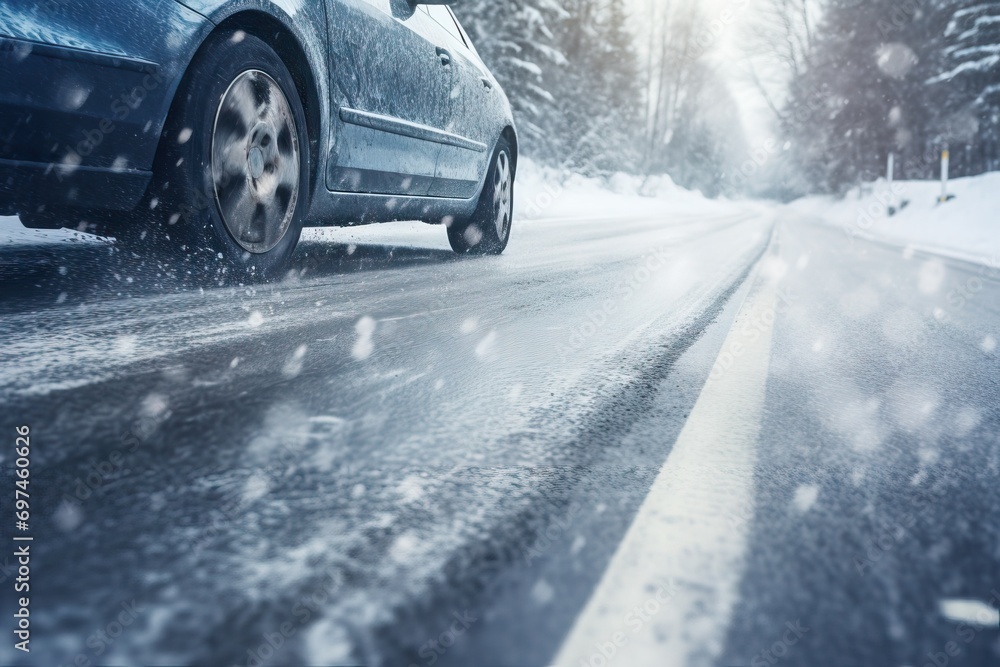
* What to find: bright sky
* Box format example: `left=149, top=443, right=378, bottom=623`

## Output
left=627, top=0, right=777, bottom=140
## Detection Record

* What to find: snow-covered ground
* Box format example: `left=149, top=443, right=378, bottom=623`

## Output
left=5, top=163, right=1000, bottom=666
left=0, top=215, right=110, bottom=246
left=786, top=172, right=1000, bottom=267
left=0, top=189, right=775, bottom=667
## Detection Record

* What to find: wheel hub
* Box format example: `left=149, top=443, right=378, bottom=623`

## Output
left=247, top=145, right=265, bottom=180
left=211, top=70, right=300, bottom=254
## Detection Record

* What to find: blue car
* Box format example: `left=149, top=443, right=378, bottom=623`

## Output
left=0, top=0, right=517, bottom=276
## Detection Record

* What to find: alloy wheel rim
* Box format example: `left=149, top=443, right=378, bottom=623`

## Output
left=211, top=70, right=300, bottom=254
left=493, top=151, right=511, bottom=241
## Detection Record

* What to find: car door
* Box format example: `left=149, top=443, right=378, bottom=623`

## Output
left=421, top=5, right=493, bottom=198
left=325, top=0, right=452, bottom=196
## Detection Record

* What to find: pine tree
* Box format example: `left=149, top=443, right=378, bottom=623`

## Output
left=782, top=0, right=928, bottom=192
left=454, top=0, right=646, bottom=176
left=546, top=0, right=644, bottom=174
left=597, top=0, right=643, bottom=171
left=928, top=1, right=1000, bottom=174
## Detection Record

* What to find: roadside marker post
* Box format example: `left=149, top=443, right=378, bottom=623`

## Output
left=938, top=146, right=955, bottom=204
left=887, top=152, right=896, bottom=215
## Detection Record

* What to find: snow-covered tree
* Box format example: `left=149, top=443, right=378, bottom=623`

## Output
left=455, top=0, right=649, bottom=176
left=453, top=0, right=568, bottom=156
left=779, top=0, right=936, bottom=192
left=928, top=1, right=1000, bottom=174
left=546, top=0, right=644, bottom=174
left=454, top=2, right=750, bottom=186
left=768, top=0, right=1000, bottom=193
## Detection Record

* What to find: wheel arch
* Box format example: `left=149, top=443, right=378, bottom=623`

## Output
left=159, top=10, right=325, bottom=204
left=214, top=12, right=323, bottom=201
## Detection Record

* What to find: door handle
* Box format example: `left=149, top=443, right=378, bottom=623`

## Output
left=436, top=47, right=451, bottom=66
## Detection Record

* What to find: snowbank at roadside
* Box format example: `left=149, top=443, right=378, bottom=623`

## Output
left=514, top=158, right=748, bottom=222
left=786, top=172, right=1000, bottom=267
left=0, top=215, right=108, bottom=246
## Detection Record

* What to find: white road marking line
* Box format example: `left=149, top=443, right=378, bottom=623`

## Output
left=554, top=269, right=779, bottom=667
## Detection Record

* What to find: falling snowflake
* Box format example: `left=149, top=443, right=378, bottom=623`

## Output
left=352, top=316, right=377, bottom=360
left=476, top=331, right=497, bottom=359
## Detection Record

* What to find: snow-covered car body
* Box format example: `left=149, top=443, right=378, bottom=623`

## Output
left=0, top=0, right=516, bottom=227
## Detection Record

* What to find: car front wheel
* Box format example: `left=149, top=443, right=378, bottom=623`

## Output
left=148, top=30, right=309, bottom=280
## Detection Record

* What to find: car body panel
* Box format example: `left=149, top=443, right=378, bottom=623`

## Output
left=0, top=0, right=209, bottom=209
left=421, top=5, right=495, bottom=198
left=325, top=0, right=450, bottom=196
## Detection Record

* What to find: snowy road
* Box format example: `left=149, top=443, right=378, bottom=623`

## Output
left=1, top=206, right=998, bottom=666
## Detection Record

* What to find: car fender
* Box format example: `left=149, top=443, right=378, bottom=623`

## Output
left=169, top=0, right=331, bottom=204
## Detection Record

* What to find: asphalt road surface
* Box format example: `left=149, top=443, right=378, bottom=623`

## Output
left=0, top=205, right=997, bottom=667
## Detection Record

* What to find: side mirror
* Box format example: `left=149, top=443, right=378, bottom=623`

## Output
left=396, top=0, right=459, bottom=19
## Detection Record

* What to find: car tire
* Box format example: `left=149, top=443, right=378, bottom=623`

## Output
left=148, top=30, right=309, bottom=281
left=448, top=138, right=514, bottom=256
